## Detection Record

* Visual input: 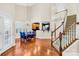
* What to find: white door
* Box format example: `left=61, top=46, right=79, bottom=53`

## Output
left=4, top=17, right=12, bottom=49
left=0, top=16, right=4, bottom=53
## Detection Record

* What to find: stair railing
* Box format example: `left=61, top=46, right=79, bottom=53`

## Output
left=51, top=21, right=64, bottom=55
left=51, top=9, right=76, bottom=56
left=51, top=9, right=67, bottom=54
left=51, top=21, right=76, bottom=56
left=62, top=22, right=76, bottom=51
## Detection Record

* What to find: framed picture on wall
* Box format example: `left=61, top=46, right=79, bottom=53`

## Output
left=32, top=23, right=40, bottom=31
left=42, top=22, right=50, bottom=31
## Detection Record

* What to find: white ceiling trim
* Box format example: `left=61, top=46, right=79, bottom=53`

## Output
left=16, top=3, right=35, bottom=7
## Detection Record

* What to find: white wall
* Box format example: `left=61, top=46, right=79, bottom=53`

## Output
left=76, top=4, right=79, bottom=39
left=0, top=4, right=15, bottom=17
left=51, top=3, right=67, bottom=30
left=66, top=4, right=77, bottom=16
left=15, top=5, right=27, bottom=22
left=31, top=4, right=51, bottom=23
left=26, top=7, right=32, bottom=31
left=15, top=5, right=32, bottom=32
left=30, top=4, right=52, bottom=39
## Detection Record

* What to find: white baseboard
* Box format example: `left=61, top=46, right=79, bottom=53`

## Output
left=0, top=43, right=15, bottom=55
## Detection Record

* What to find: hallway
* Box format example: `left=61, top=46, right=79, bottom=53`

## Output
left=1, top=39, right=59, bottom=56
left=0, top=3, right=78, bottom=56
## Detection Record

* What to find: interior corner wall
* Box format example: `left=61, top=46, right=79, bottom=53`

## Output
left=15, top=5, right=32, bottom=31
left=15, top=5, right=27, bottom=22
left=31, top=4, right=51, bottom=23
left=76, top=4, right=79, bottom=39
left=26, top=7, right=32, bottom=31
left=66, top=4, right=77, bottom=16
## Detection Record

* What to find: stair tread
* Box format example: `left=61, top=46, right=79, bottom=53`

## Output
left=62, top=39, right=77, bottom=51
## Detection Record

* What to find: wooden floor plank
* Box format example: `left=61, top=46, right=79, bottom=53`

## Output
left=1, top=38, right=59, bottom=56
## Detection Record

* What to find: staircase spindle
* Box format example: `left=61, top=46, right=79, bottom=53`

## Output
left=51, top=32, right=53, bottom=47
left=67, top=32, right=69, bottom=46
left=69, top=29, right=71, bottom=44
left=59, top=32, right=62, bottom=56
left=71, top=25, right=73, bottom=41
left=75, top=23, right=76, bottom=40
left=67, top=29, right=69, bottom=45
left=71, top=25, right=73, bottom=42
left=66, top=31, right=68, bottom=47
left=70, top=28, right=72, bottom=43
left=65, top=31, right=67, bottom=47
left=72, top=24, right=74, bottom=41
left=54, top=23, right=56, bottom=40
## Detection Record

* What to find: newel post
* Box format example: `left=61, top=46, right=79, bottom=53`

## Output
left=59, top=32, right=62, bottom=56
left=51, top=31, right=53, bottom=47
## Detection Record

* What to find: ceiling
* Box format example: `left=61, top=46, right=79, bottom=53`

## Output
left=16, top=3, right=35, bottom=7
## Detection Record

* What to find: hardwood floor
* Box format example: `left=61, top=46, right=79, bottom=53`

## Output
left=1, top=38, right=59, bottom=56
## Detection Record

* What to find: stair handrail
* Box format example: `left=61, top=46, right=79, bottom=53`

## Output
left=55, top=9, right=68, bottom=14
left=52, top=9, right=68, bottom=33
left=51, top=21, right=64, bottom=42
left=52, top=21, right=64, bottom=34
left=51, top=9, right=68, bottom=45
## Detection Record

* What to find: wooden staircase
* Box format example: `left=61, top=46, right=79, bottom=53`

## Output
left=51, top=9, right=77, bottom=56
left=62, top=38, right=77, bottom=51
